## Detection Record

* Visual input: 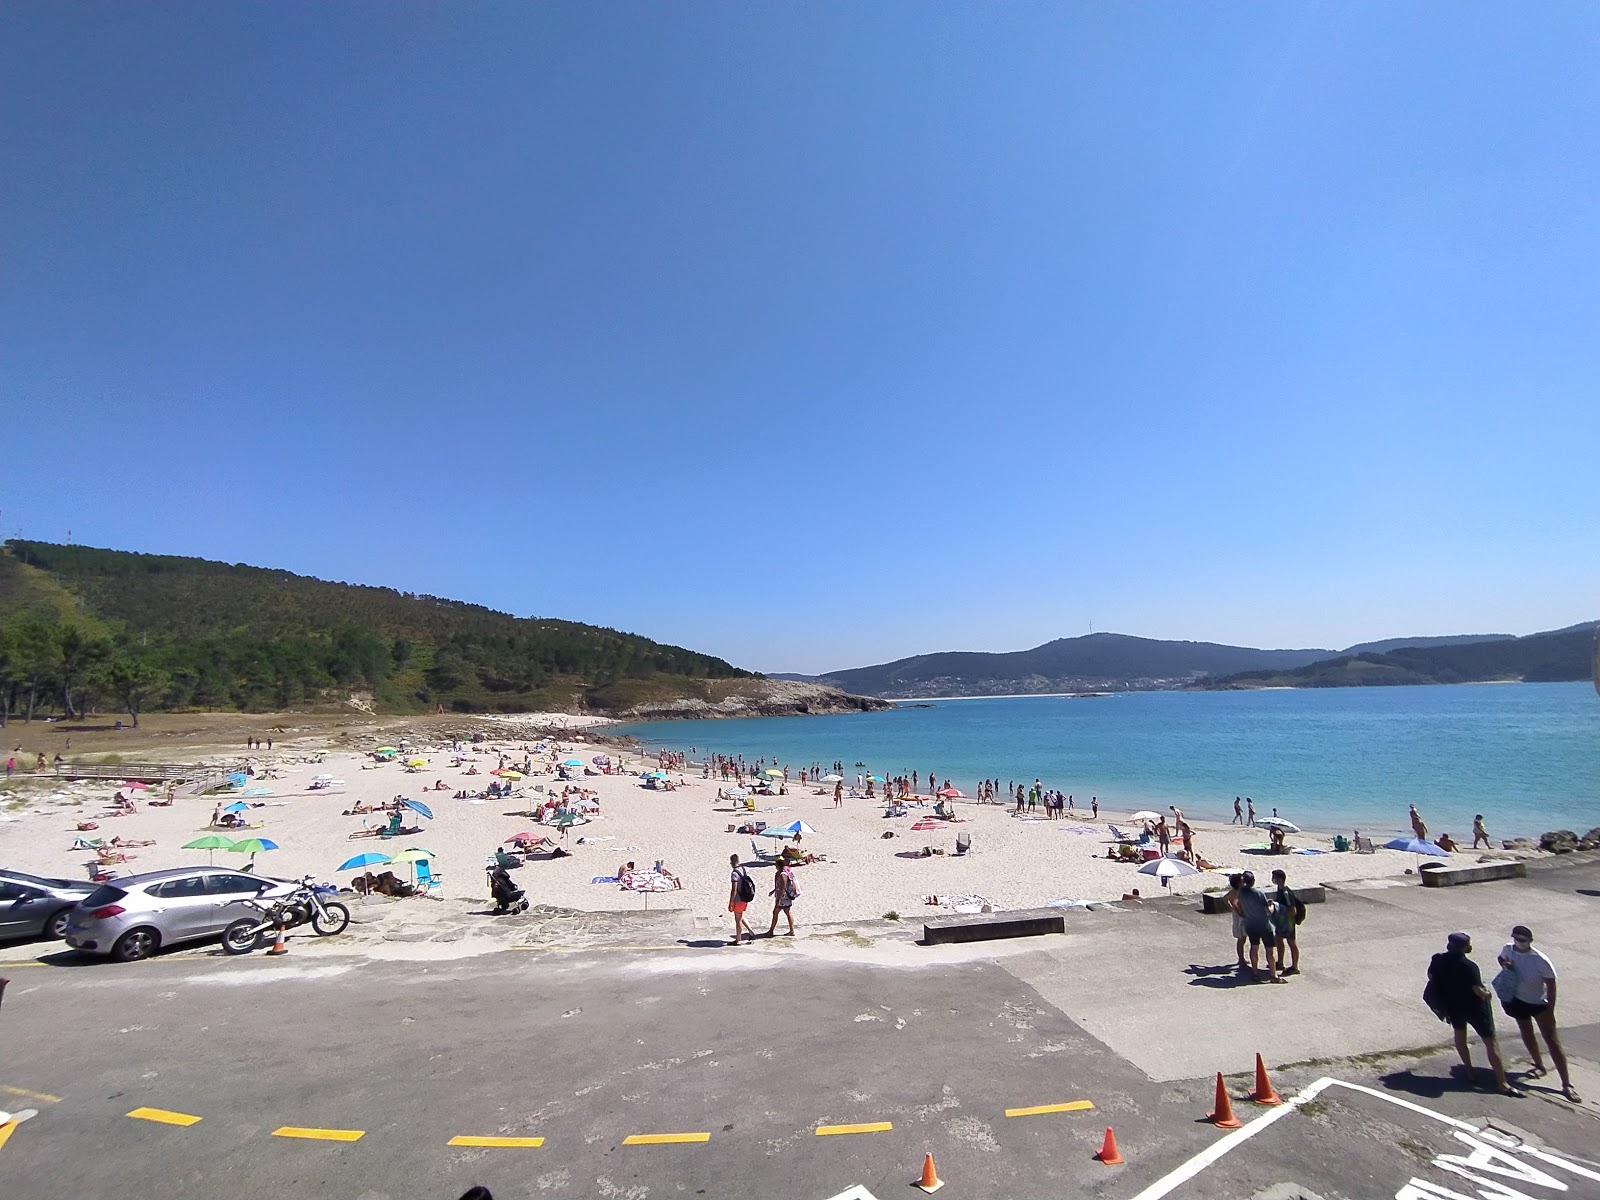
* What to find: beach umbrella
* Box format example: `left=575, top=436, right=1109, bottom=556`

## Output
left=1137, top=856, right=1202, bottom=891
left=1257, top=817, right=1300, bottom=833
left=387, top=847, right=433, bottom=864
left=242, top=787, right=272, bottom=797
left=821, top=774, right=843, bottom=783
left=563, top=758, right=583, bottom=767
left=554, top=812, right=585, bottom=827
left=407, top=758, right=428, bottom=768
left=225, top=773, right=248, bottom=786
left=338, top=852, right=393, bottom=871
left=223, top=801, right=249, bottom=814
left=123, top=781, right=151, bottom=791
left=1383, top=837, right=1447, bottom=855
left=399, top=798, right=434, bottom=820
left=762, top=768, right=783, bottom=778
left=866, top=775, right=884, bottom=784
left=183, top=833, right=237, bottom=864
left=499, top=770, right=523, bottom=780
left=1128, top=810, right=1161, bottom=822
left=937, top=787, right=967, bottom=799
left=758, top=828, right=802, bottom=839
left=574, top=798, right=600, bottom=812
left=228, top=837, right=279, bottom=868
left=770, top=819, right=817, bottom=835
left=374, top=747, right=398, bottom=754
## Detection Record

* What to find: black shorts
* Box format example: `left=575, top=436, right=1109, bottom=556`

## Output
left=1449, top=1008, right=1495, bottom=1040
left=1246, top=928, right=1273, bottom=948
left=1503, top=997, right=1549, bottom=1021
left=1274, top=927, right=1296, bottom=944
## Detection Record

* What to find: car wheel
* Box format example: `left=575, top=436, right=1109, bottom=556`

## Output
left=221, top=919, right=262, bottom=955
left=112, top=927, right=160, bottom=962
left=45, top=908, right=74, bottom=939
left=310, top=902, right=350, bottom=937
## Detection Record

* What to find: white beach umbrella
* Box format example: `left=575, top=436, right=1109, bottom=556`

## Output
left=821, top=774, right=843, bottom=783
left=1257, top=817, right=1300, bottom=833
left=1137, top=856, right=1202, bottom=890
left=1128, top=810, right=1161, bottom=821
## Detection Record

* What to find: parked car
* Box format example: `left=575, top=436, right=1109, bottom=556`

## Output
left=0, top=868, right=99, bottom=941
left=65, top=867, right=296, bottom=962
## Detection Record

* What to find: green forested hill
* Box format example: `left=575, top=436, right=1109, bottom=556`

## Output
left=0, top=541, right=750, bottom=720
left=1207, top=622, right=1597, bottom=689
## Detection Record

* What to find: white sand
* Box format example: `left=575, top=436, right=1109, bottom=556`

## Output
left=0, top=736, right=1498, bottom=927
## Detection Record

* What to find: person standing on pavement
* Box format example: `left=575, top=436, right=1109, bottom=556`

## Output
left=765, top=860, right=798, bottom=937
left=1426, top=933, right=1522, bottom=1096
left=1224, top=873, right=1247, bottom=968
left=727, top=853, right=755, bottom=946
left=1497, top=925, right=1580, bottom=1101
left=1235, top=871, right=1282, bottom=983
left=1269, top=868, right=1301, bottom=976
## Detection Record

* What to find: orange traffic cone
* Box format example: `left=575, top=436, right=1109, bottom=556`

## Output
left=266, top=924, right=288, bottom=956
left=1248, top=1054, right=1281, bottom=1105
left=914, top=1152, right=945, bottom=1193
left=1207, top=1072, right=1241, bottom=1128
left=1094, top=1126, right=1125, bottom=1165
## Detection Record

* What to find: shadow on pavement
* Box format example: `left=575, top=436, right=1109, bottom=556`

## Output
left=678, top=938, right=732, bottom=948
left=1376, top=1067, right=1464, bottom=1100
left=1185, top=962, right=1258, bottom=988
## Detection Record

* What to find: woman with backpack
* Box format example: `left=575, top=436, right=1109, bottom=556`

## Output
left=728, top=853, right=756, bottom=945
left=1270, top=868, right=1303, bottom=976
left=766, top=860, right=800, bottom=937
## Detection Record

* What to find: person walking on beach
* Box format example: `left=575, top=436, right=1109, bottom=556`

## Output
left=727, top=854, right=755, bottom=946
left=833, top=781, right=843, bottom=808
left=1232, top=796, right=1243, bottom=825
left=1246, top=797, right=1256, bottom=827
left=1425, top=933, right=1522, bottom=1096
left=1090, top=796, right=1098, bottom=819
left=765, top=861, right=798, bottom=937
left=1236, top=871, right=1282, bottom=982
left=1472, top=815, right=1491, bottom=849
left=1497, top=925, right=1580, bottom=1101
left=1269, top=868, right=1301, bottom=976
left=1409, top=803, right=1428, bottom=842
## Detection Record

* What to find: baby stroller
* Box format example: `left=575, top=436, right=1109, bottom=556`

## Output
left=487, top=865, right=528, bottom=915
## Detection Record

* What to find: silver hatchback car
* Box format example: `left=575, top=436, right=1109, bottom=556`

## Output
left=66, top=866, right=293, bottom=962
left=0, top=868, right=99, bottom=941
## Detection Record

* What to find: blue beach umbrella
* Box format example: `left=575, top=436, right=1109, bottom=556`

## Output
left=400, top=798, right=434, bottom=820
left=223, top=801, right=248, bottom=814
left=1383, top=837, right=1448, bottom=856
left=339, top=852, right=393, bottom=871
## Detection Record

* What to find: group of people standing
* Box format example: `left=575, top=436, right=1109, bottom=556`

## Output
left=1222, top=868, right=1303, bottom=983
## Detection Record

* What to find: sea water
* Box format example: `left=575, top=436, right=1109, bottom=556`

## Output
left=615, top=682, right=1599, bottom=840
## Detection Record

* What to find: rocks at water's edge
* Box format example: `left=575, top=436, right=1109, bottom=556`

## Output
left=1534, top=828, right=1600, bottom=854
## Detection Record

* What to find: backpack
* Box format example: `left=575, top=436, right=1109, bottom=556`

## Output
left=735, top=869, right=755, bottom=903
left=1290, top=890, right=1307, bottom=926
left=784, top=872, right=800, bottom=901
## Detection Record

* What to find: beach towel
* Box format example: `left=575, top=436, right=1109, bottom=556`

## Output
left=621, top=870, right=675, bottom=893
left=591, top=876, right=620, bottom=884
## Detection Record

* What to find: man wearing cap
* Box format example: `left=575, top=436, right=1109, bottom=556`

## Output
left=1425, top=933, right=1521, bottom=1096
left=1497, top=924, right=1580, bottom=1102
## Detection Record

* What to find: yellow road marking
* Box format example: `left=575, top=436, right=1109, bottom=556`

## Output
left=448, top=1135, right=545, bottom=1148
left=622, top=1132, right=711, bottom=1145
left=0, top=1121, right=18, bottom=1153
left=272, top=1126, right=365, bottom=1142
left=2, top=1086, right=61, bottom=1104
left=815, top=1122, right=894, bottom=1136
left=1005, top=1100, right=1096, bottom=1118
left=127, top=1107, right=203, bottom=1127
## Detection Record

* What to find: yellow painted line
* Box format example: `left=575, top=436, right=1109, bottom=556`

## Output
left=448, top=1135, right=545, bottom=1148
left=272, top=1126, right=365, bottom=1142
left=622, top=1132, right=711, bottom=1145
left=1005, top=1100, right=1096, bottom=1118
left=815, top=1121, right=894, bottom=1136
left=3, top=1085, right=62, bottom=1104
left=0, top=1121, right=18, bottom=1153
left=127, top=1107, right=203, bottom=1127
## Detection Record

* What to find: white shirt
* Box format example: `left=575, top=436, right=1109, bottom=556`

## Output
left=1499, top=944, right=1556, bottom=1005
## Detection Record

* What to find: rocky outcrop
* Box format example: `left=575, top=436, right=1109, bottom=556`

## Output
left=614, top=680, right=892, bottom=722
left=1537, top=828, right=1600, bottom=854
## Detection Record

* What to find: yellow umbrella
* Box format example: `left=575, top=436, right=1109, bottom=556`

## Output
left=407, top=758, right=428, bottom=768
left=500, top=770, right=523, bottom=780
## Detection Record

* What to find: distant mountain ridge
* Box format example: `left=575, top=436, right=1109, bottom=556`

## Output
left=814, top=633, right=1335, bottom=698
left=1208, top=622, right=1597, bottom=690
left=797, top=627, right=1591, bottom=698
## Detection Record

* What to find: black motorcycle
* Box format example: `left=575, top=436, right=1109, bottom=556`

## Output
left=221, top=875, right=351, bottom=954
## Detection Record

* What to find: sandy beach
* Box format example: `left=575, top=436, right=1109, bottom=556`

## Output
left=0, top=717, right=1521, bottom=928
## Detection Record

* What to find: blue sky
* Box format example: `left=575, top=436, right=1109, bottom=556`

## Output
left=3, top=3, right=1597, bottom=674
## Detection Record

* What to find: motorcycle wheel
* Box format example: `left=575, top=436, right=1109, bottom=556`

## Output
left=222, top=919, right=263, bottom=955
left=311, top=901, right=351, bottom=936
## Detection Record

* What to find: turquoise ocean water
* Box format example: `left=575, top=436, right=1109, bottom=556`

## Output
left=615, top=682, right=1599, bottom=840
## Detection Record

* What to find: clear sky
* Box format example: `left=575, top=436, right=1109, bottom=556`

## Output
left=4, top=4, right=1597, bottom=674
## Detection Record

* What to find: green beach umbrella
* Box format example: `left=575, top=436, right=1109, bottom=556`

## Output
left=183, top=833, right=237, bottom=864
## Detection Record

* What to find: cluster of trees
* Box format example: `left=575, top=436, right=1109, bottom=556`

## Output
left=0, top=541, right=751, bottom=719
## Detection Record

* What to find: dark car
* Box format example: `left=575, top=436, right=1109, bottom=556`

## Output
left=0, top=868, right=99, bottom=941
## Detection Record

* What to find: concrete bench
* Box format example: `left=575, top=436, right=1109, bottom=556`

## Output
left=1200, top=885, right=1326, bottom=915
left=1419, top=861, right=1527, bottom=887
left=923, top=907, right=1066, bottom=946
